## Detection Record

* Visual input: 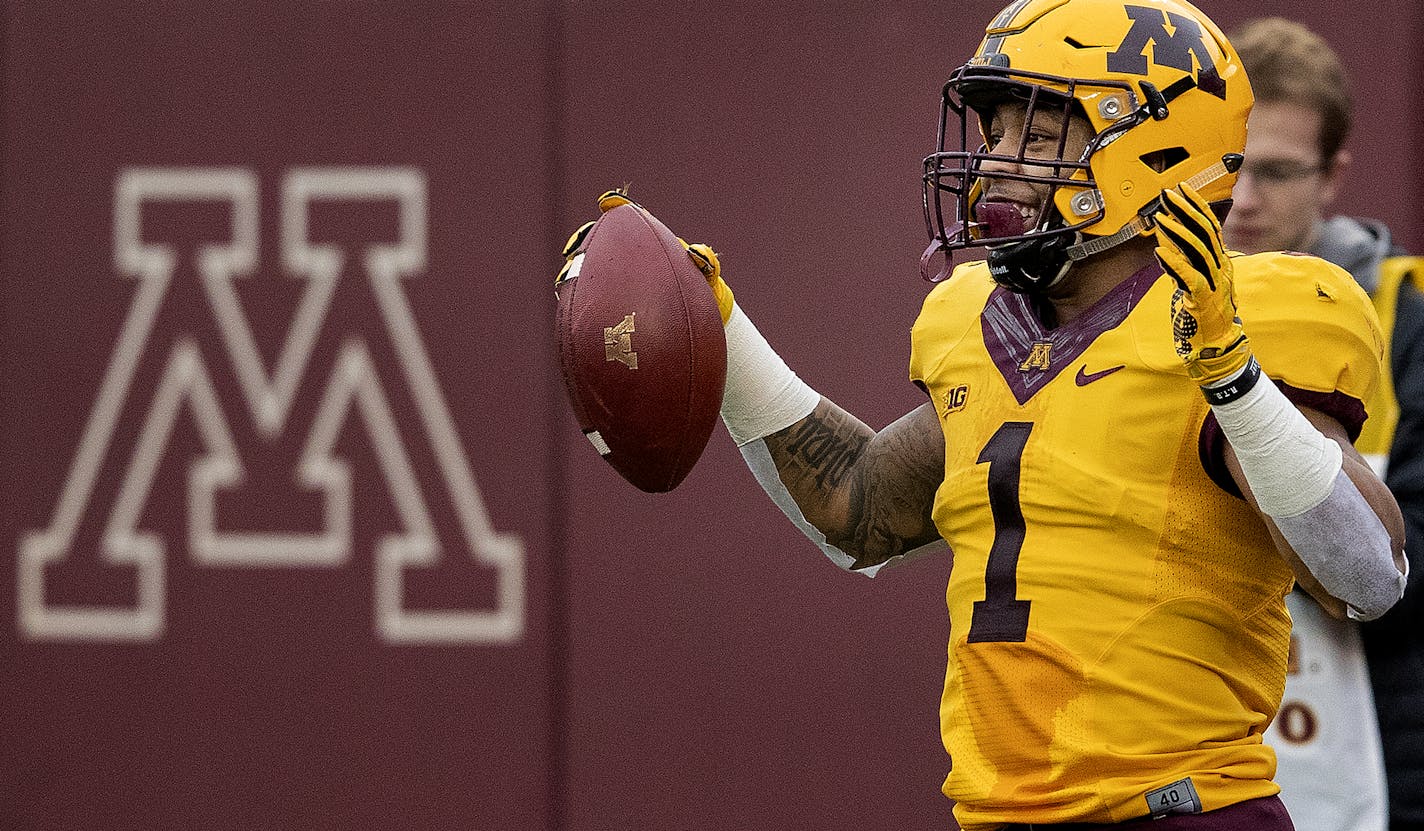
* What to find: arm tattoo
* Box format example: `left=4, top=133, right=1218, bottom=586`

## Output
left=780, top=409, right=867, bottom=489
left=835, top=425, right=944, bottom=565
left=767, top=402, right=944, bottom=567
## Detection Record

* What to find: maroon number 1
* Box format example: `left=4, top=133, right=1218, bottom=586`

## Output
left=967, top=422, right=1033, bottom=643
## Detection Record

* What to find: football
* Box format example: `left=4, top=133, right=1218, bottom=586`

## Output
left=555, top=202, right=727, bottom=492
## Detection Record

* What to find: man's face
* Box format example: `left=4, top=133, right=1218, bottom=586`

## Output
left=975, top=101, right=1094, bottom=235
left=1222, top=101, right=1345, bottom=255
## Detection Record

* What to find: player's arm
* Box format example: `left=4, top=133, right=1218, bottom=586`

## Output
left=562, top=191, right=947, bottom=573
left=758, top=399, right=946, bottom=569
left=1224, top=406, right=1408, bottom=619
left=1157, top=184, right=1407, bottom=620
left=718, top=299, right=947, bottom=573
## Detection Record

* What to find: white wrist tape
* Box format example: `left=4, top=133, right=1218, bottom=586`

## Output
left=1209, top=370, right=1342, bottom=519
left=1354, top=553, right=1410, bottom=622
left=720, top=304, right=821, bottom=446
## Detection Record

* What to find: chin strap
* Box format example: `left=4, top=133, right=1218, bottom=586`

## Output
left=988, top=231, right=1077, bottom=294
left=1065, top=154, right=1244, bottom=262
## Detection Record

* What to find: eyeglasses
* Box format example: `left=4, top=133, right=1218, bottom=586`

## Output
left=1238, top=159, right=1323, bottom=187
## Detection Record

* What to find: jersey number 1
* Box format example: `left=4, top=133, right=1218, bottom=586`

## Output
left=967, top=422, right=1033, bottom=643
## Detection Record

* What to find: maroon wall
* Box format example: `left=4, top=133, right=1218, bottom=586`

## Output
left=3, top=3, right=1417, bottom=830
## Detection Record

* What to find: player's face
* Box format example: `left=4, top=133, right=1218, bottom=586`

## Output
left=976, top=101, right=1093, bottom=234
left=1222, top=101, right=1345, bottom=255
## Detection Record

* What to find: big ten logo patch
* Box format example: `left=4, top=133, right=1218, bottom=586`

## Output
left=944, top=384, right=970, bottom=415
left=17, top=167, right=524, bottom=644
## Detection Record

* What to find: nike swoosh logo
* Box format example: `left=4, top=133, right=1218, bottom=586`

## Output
left=1075, top=364, right=1126, bottom=386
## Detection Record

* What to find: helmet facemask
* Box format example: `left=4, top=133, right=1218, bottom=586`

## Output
left=920, top=0, right=1254, bottom=295
left=922, top=66, right=1141, bottom=293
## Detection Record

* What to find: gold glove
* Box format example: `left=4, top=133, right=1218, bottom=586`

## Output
left=558, top=189, right=734, bottom=325
left=1155, top=184, right=1252, bottom=387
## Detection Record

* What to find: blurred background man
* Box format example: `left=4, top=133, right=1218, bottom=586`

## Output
left=1225, top=17, right=1424, bottom=831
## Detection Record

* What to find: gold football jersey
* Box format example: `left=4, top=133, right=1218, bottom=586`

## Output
left=908, top=253, right=1383, bottom=829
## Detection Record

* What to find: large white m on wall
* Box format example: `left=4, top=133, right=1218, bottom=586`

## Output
left=18, top=167, right=524, bottom=644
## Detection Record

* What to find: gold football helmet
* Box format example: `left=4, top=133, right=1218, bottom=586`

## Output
left=922, top=0, right=1253, bottom=292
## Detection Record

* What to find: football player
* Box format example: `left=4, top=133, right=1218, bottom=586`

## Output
left=563, top=0, right=1408, bottom=827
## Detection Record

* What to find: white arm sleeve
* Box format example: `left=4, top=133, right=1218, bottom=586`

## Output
left=1272, top=474, right=1408, bottom=622
left=1209, top=366, right=1404, bottom=619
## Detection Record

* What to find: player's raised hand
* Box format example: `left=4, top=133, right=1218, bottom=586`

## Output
left=557, top=189, right=735, bottom=325
left=1154, top=183, right=1252, bottom=387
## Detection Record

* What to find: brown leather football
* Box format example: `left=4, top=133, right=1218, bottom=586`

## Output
left=555, top=203, right=726, bottom=492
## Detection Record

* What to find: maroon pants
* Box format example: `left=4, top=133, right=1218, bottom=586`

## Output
left=1002, top=795, right=1294, bottom=831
